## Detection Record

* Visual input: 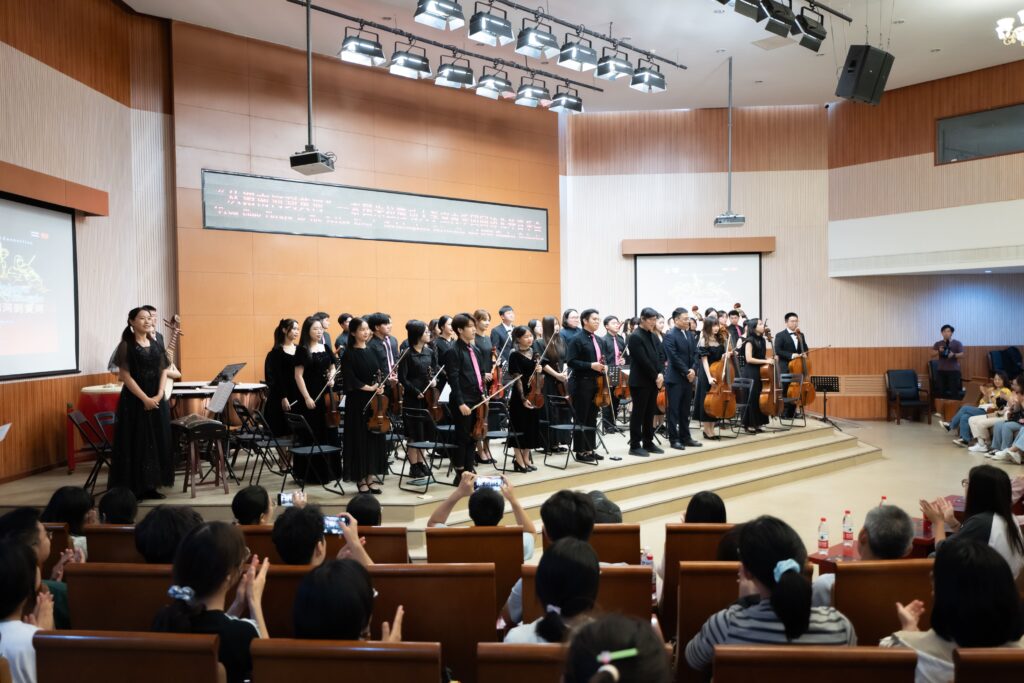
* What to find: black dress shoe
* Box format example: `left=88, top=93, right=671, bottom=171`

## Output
left=591, top=453, right=605, bottom=461
left=644, top=444, right=665, bottom=454
left=527, top=464, right=538, bottom=472
left=670, top=442, right=686, bottom=450
left=575, top=453, right=596, bottom=463
left=143, top=490, right=166, bottom=500
left=683, top=439, right=704, bottom=448
left=628, top=447, right=650, bottom=457
left=368, top=486, right=383, bottom=495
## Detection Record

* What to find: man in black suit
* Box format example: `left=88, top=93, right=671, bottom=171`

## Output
left=489, top=305, right=515, bottom=364
left=773, top=312, right=808, bottom=419
left=663, top=307, right=703, bottom=450
left=601, top=315, right=627, bottom=430
left=725, top=309, right=745, bottom=370
left=626, top=308, right=665, bottom=457
left=444, top=313, right=486, bottom=483
left=566, top=308, right=607, bottom=463
left=313, top=311, right=332, bottom=350
left=367, top=312, right=401, bottom=387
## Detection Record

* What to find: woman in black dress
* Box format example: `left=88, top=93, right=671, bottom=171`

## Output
left=263, top=318, right=299, bottom=436
left=741, top=318, right=774, bottom=433
left=399, top=320, right=437, bottom=479
left=293, top=316, right=337, bottom=445
left=473, top=309, right=495, bottom=464
left=111, top=307, right=173, bottom=499
left=508, top=326, right=544, bottom=472
left=540, top=315, right=571, bottom=451
left=341, top=317, right=387, bottom=494
left=694, top=317, right=728, bottom=440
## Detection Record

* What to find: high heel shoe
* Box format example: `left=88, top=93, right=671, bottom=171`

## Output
left=513, top=462, right=530, bottom=473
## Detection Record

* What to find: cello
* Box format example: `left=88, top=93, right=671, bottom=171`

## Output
left=785, top=331, right=827, bottom=408
left=758, top=321, right=783, bottom=418
left=704, top=333, right=738, bottom=420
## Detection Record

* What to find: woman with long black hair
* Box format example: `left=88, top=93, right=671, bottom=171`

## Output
left=398, top=319, right=437, bottom=480
left=740, top=318, right=773, bottom=433
left=293, top=316, right=336, bottom=444
left=263, top=318, right=299, bottom=436
left=341, top=317, right=387, bottom=494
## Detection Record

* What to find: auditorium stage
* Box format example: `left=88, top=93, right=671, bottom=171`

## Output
left=0, top=420, right=880, bottom=558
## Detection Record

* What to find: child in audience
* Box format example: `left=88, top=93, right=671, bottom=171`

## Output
left=506, top=538, right=599, bottom=644
left=40, top=486, right=97, bottom=559
left=563, top=613, right=671, bottom=683
left=921, top=464, right=1024, bottom=578
left=881, top=538, right=1024, bottom=682
left=272, top=505, right=373, bottom=567
left=684, top=516, right=856, bottom=673
left=0, top=540, right=54, bottom=683
left=230, top=486, right=305, bottom=526
left=0, top=508, right=77, bottom=628
left=152, top=522, right=269, bottom=683
left=292, top=558, right=402, bottom=642
left=98, top=487, right=138, bottom=524
left=346, top=492, right=382, bottom=526
left=134, top=505, right=204, bottom=564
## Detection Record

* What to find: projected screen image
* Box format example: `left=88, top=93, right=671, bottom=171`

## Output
left=0, top=196, right=78, bottom=380
left=202, top=170, right=548, bottom=251
left=634, top=254, right=761, bottom=321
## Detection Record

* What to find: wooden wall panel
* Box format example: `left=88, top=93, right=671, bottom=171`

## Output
left=172, top=23, right=560, bottom=383
left=0, top=160, right=109, bottom=215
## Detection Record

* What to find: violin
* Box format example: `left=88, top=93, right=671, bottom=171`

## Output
left=422, top=366, right=445, bottom=422
left=386, top=348, right=409, bottom=416
left=558, top=369, right=570, bottom=397
left=491, top=344, right=504, bottom=400
left=472, top=374, right=521, bottom=441
left=526, top=336, right=555, bottom=410
left=325, top=354, right=342, bottom=428
left=594, top=353, right=612, bottom=409
left=785, top=328, right=816, bottom=408
left=366, top=370, right=391, bottom=434
left=759, top=322, right=783, bottom=418
left=615, top=367, right=631, bottom=400
left=704, top=334, right=738, bottom=420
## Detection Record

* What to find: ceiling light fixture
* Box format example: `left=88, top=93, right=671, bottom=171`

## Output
left=515, top=17, right=560, bottom=58
left=514, top=76, right=551, bottom=107
left=995, top=12, right=1024, bottom=45
left=557, top=34, right=598, bottom=71
left=414, top=0, right=466, bottom=30
left=595, top=47, right=633, bottom=80
left=630, top=58, right=666, bottom=93
left=338, top=27, right=386, bottom=67
left=548, top=84, right=583, bottom=113
left=735, top=0, right=767, bottom=23
left=760, top=0, right=796, bottom=37
left=475, top=65, right=515, bottom=99
left=792, top=6, right=827, bottom=51
left=468, top=2, right=515, bottom=46
left=435, top=56, right=475, bottom=88
left=389, top=42, right=432, bottom=78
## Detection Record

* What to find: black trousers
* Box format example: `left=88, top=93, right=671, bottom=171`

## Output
left=572, top=377, right=598, bottom=453
left=451, top=410, right=475, bottom=471
left=666, top=381, right=693, bottom=443
left=629, top=385, right=657, bottom=448
left=936, top=370, right=962, bottom=399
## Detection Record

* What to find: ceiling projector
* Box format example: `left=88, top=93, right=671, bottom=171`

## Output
left=290, top=145, right=335, bottom=175
left=714, top=212, right=746, bottom=228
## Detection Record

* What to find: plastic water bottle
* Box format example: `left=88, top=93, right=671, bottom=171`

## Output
left=641, top=548, right=656, bottom=599
left=817, top=517, right=829, bottom=552
left=842, top=510, right=854, bottom=547
left=879, top=495, right=887, bottom=507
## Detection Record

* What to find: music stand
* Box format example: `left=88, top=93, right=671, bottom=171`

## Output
left=210, top=363, right=246, bottom=386
left=811, top=376, right=841, bottom=431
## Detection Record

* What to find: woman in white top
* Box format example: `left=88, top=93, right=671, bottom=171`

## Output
left=505, top=538, right=598, bottom=644
left=0, top=540, right=55, bottom=683
left=881, top=537, right=1024, bottom=683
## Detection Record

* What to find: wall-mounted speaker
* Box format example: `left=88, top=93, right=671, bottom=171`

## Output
left=835, top=45, right=894, bottom=106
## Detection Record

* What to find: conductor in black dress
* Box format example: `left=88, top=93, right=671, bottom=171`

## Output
left=625, top=308, right=665, bottom=457
left=444, top=313, right=486, bottom=485
left=663, top=307, right=702, bottom=451
left=773, top=312, right=808, bottom=419
left=566, top=309, right=606, bottom=463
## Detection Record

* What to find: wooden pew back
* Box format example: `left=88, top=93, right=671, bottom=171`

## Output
left=82, top=524, right=145, bottom=563
left=239, top=524, right=409, bottom=564
left=476, top=643, right=565, bottom=683
left=712, top=645, right=917, bottom=683
left=64, top=563, right=172, bottom=631
left=833, top=559, right=934, bottom=645
left=542, top=524, right=642, bottom=564
left=521, top=565, right=653, bottom=623
left=659, top=524, right=734, bottom=639
left=426, top=526, right=524, bottom=612
left=252, top=639, right=441, bottom=681
left=954, top=647, right=1024, bottom=683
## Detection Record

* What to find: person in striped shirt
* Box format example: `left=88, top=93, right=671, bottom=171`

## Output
left=684, top=516, right=857, bottom=673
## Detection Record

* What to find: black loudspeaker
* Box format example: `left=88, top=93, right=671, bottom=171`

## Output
left=835, top=45, right=894, bottom=105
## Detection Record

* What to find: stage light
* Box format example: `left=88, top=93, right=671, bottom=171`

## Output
left=414, top=0, right=465, bottom=30
left=338, top=27, right=386, bottom=67
left=435, top=56, right=475, bottom=88
left=475, top=66, right=514, bottom=99
left=468, top=3, right=514, bottom=46
left=735, top=0, right=767, bottom=22
left=514, top=76, right=551, bottom=107
left=792, top=6, right=827, bottom=51
left=596, top=47, right=634, bottom=80
left=548, top=84, right=583, bottom=113
left=557, top=34, right=598, bottom=71
left=761, top=0, right=796, bottom=38
left=630, top=59, right=666, bottom=93
left=389, top=43, right=432, bottom=79
left=515, top=18, right=560, bottom=59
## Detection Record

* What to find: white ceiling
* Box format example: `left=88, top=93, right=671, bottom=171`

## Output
left=127, top=0, right=1024, bottom=111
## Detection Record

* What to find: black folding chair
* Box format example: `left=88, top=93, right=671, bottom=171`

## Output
left=729, top=377, right=756, bottom=437
left=398, top=407, right=457, bottom=494
left=94, top=411, right=116, bottom=447
left=284, top=413, right=345, bottom=495
left=542, top=395, right=600, bottom=470
left=779, top=372, right=807, bottom=429
left=68, top=410, right=112, bottom=496
left=232, top=401, right=294, bottom=491
left=484, top=397, right=525, bottom=474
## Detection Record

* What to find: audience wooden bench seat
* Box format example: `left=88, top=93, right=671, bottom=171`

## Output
left=252, top=639, right=441, bottom=681
left=477, top=643, right=565, bottom=683
left=82, top=524, right=144, bottom=563
left=0, top=656, right=12, bottom=683
left=542, top=523, right=642, bottom=564
left=521, top=564, right=653, bottom=623
left=41, top=523, right=70, bottom=579
left=711, top=645, right=917, bottom=682
left=953, top=647, right=1024, bottom=682
left=33, top=630, right=225, bottom=683
left=425, top=526, right=524, bottom=613
left=239, top=524, right=410, bottom=564
left=833, top=559, right=933, bottom=645
left=63, top=563, right=172, bottom=631
left=658, top=523, right=734, bottom=639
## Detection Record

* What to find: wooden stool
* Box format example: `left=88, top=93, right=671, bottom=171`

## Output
left=179, top=419, right=229, bottom=498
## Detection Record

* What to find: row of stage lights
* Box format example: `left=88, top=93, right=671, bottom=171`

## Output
left=726, top=0, right=829, bottom=52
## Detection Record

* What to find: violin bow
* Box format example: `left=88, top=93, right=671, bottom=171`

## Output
left=420, top=365, right=446, bottom=395
left=470, top=374, right=522, bottom=410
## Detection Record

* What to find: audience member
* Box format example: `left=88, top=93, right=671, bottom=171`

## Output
left=942, top=371, right=1010, bottom=446
left=135, top=505, right=204, bottom=564
left=657, top=491, right=727, bottom=581
left=272, top=505, right=373, bottom=568
left=812, top=505, right=914, bottom=607
left=347, top=493, right=382, bottom=526
left=564, top=613, right=671, bottom=683
left=427, top=472, right=537, bottom=562
left=98, top=486, right=138, bottom=524
left=152, top=522, right=268, bottom=683
left=506, top=538, right=599, bottom=644
left=589, top=490, right=623, bottom=524
left=715, top=523, right=744, bottom=562
left=881, top=538, right=1024, bottom=682
left=0, top=508, right=74, bottom=628
left=0, top=540, right=54, bottom=683
left=922, top=464, right=1024, bottom=578
left=40, top=486, right=97, bottom=558
left=967, top=375, right=1015, bottom=452
left=504, top=489, right=595, bottom=624
left=230, top=486, right=305, bottom=526
left=989, top=375, right=1024, bottom=460
left=292, top=558, right=402, bottom=642
left=684, top=516, right=856, bottom=673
